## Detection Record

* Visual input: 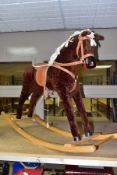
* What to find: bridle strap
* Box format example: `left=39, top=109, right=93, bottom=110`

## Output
left=54, top=53, right=94, bottom=67
left=76, top=36, right=94, bottom=62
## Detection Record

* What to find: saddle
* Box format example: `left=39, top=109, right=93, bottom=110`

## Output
left=34, top=62, right=77, bottom=93
left=35, top=63, right=49, bottom=87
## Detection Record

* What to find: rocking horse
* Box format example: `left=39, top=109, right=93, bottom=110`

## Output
left=16, top=29, right=104, bottom=141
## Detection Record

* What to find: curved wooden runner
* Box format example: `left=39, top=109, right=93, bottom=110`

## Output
left=34, top=115, right=72, bottom=137
left=2, top=112, right=117, bottom=153
left=2, top=112, right=96, bottom=153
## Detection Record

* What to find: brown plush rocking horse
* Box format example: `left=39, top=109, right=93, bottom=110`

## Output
left=17, top=29, right=104, bottom=141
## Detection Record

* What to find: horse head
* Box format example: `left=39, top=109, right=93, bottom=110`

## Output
left=74, top=29, right=104, bottom=69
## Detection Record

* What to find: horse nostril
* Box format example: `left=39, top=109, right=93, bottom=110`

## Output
left=85, top=56, right=96, bottom=69
left=90, top=61, right=95, bottom=66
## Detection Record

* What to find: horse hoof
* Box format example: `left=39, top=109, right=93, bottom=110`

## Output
left=28, top=114, right=32, bottom=118
left=74, top=135, right=81, bottom=141
left=85, top=131, right=93, bottom=137
left=16, top=116, right=21, bottom=119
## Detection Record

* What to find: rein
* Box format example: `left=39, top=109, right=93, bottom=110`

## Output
left=34, top=35, right=94, bottom=93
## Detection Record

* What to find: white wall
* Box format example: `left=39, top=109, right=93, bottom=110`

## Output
left=0, top=29, right=117, bottom=63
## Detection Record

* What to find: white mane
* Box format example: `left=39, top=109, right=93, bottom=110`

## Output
left=48, top=29, right=96, bottom=66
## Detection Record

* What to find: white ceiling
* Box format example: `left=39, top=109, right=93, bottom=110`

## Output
left=0, top=0, right=117, bottom=32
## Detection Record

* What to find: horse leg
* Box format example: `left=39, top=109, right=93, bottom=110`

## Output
left=57, top=90, right=81, bottom=141
left=73, top=89, right=92, bottom=137
left=16, top=89, right=30, bottom=119
left=28, top=88, right=43, bottom=117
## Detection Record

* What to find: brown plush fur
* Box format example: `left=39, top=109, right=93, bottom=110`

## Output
left=17, top=30, right=104, bottom=139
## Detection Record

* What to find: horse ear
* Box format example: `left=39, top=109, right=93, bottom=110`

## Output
left=95, top=33, right=104, bottom=41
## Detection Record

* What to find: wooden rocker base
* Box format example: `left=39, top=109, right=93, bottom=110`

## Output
left=1, top=112, right=117, bottom=153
